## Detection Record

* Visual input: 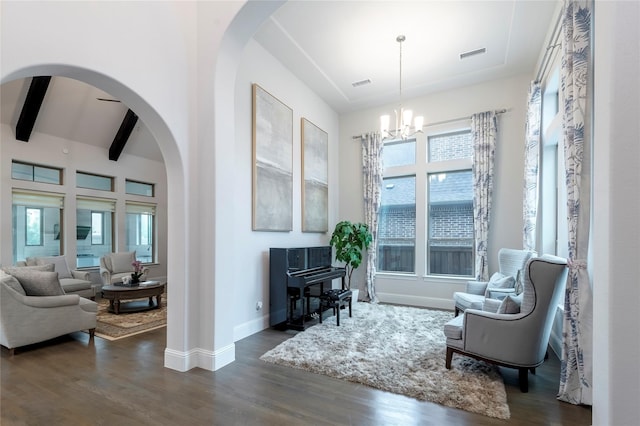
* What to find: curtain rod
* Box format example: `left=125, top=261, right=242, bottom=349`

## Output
left=352, top=108, right=508, bottom=140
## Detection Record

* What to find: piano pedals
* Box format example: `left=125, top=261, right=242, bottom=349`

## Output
left=288, top=286, right=325, bottom=327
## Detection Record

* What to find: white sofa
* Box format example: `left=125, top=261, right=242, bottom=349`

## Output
left=14, top=256, right=97, bottom=300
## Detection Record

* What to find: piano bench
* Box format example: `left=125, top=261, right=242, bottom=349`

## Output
left=319, top=289, right=352, bottom=326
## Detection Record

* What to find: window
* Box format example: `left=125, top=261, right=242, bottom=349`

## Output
left=378, top=176, right=416, bottom=272
left=126, top=203, right=156, bottom=263
left=427, top=170, right=474, bottom=275
left=11, top=161, right=62, bottom=185
left=77, top=172, right=113, bottom=191
left=383, top=139, right=416, bottom=167
left=76, top=198, right=115, bottom=268
left=126, top=180, right=154, bottom=197
left=376, top=126, right=474, bottom=277
left=12, top=191, right=63, bottom=263
left=25, top=208, right=43, bottom=246
left=91, top=212, right=104, bottom=245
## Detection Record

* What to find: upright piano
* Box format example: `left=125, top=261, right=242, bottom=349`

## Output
left=269, top=246, right=345, bottom=330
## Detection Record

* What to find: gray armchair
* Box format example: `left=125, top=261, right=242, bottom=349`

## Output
left=0, top=273, right=97, bottom=355
left=444, top=255, right=567, bottom=392
left=99, top=251, right=149, bottom=286
left=453, top=248, right=534, bottom=315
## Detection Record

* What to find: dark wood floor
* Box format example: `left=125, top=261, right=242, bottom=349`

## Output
left=1, top=323, right=591, bottom=425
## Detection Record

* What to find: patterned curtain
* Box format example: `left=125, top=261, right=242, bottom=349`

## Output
left=361, top=132, right=383, bottom=303
left=471, top=112, right=497, bottom=281
left=523, top=82, right=542, bottom=251
left=558, top=0, right=593, bottom=405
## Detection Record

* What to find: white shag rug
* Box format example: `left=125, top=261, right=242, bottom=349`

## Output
left=260, top=303, right=510, bottom=419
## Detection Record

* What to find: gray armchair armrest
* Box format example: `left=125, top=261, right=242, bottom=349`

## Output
left=71, top=270, right=91, bottom=281
left=99, top=267, right=111, bottom=286
left=465, top=280, right=488, bottom=295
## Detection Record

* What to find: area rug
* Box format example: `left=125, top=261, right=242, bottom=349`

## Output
left=260, top=303, right=510, bottom=419
left=93, top=293, right=167, bottom=341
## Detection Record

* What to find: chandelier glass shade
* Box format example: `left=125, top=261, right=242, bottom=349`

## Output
left=380, top=35, right=424, bottom=140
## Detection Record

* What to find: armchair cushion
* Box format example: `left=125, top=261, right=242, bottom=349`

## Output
left=497, top=294, right=521, bottom=314
left=443, top=314, right=464, bottom=340
left=452, top=292, right=485, bottom=312
left=35, top=255, right=72, bottom=279
left=7, top=270, right=65, bottom=296
left=109, top=252, right=136, bottom=273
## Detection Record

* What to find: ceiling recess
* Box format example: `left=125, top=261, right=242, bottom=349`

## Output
left=459, top=47, right=487, bottom=60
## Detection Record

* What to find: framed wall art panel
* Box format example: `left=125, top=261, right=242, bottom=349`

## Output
left=252, top=84, right=293, bottom=231
left=301, top=118, right=328, bottom=233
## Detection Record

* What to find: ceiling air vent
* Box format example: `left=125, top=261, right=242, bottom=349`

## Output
left=459, top=47, right=486, bottom=60
left=352, top=79, right=372, bottom=88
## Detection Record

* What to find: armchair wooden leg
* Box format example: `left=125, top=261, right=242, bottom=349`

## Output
left=445, top=347, right=454, bottom=369
left=89, top=328, right=95, bottom=340
left=519, top=368, right=529, bottom=392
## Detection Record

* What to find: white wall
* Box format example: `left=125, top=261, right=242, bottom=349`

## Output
left=338, top=74, right=531, bottom=308
left=231, top=39, right=340, bottom=341
left=0, top=124, right=168, bottom=283
left=592, top=1, right=640, bottom=424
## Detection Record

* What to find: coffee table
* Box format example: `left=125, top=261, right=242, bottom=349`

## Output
left=101, top=282, right=166, bottom=315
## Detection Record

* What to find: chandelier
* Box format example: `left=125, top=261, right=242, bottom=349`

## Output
left=380, top=35, right=424, bottom=140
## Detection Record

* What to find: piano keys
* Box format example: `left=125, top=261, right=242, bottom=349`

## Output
left=269, top=246, right=346, bottom=329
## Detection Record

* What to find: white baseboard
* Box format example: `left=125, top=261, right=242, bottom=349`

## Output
left=376, top=292, right=454, bottom=311
left=234, top=315, right=270, bottom=342
left=164, top=343, right=235, bottom=372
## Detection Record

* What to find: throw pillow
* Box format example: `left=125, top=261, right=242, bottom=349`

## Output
left=7, top=269, right=64, bottom=296
left=489, top=272, right=505, bottom=282
left=110, top=251, right=136, bottom=273
left=488, top=272, right=516, bottom=289
left=497, top=295, right=521, bottom=314
left=1, top=275, right=26, bottom=295
left=35, top=256, right=72, bottom=279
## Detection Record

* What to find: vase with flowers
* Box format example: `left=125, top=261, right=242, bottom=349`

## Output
left=131, top=260, right=144, bottom=284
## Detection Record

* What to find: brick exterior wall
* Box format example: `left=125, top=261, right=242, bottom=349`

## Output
left=378, top=203, right=473, bottom=246
left=429, top=131, right=472, bottom=161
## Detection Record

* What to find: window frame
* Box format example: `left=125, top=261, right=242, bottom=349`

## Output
left=11, top=160, right=63, bottom=185
left=376, top=121, right=475, bottom=279
left=125, top=179, right=155, bottom=197
left=76, top=171, right=114, bottom=192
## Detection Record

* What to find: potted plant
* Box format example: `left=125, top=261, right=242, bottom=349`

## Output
left=329, top=220, right=372, bottom=301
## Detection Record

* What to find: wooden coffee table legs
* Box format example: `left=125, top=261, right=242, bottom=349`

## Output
left=108, top=294, right=162, bottom=314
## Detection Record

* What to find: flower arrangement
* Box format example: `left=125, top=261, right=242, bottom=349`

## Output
left=131, top=260, right=144, bottom=283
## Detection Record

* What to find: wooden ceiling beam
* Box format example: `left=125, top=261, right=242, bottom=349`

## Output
left=108, top=109, right=138, bottom=161
left=16, top=76, right=51, bottom=142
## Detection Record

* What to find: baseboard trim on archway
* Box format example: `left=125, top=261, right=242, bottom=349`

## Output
left=164, top=344, right=235, bottom=372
